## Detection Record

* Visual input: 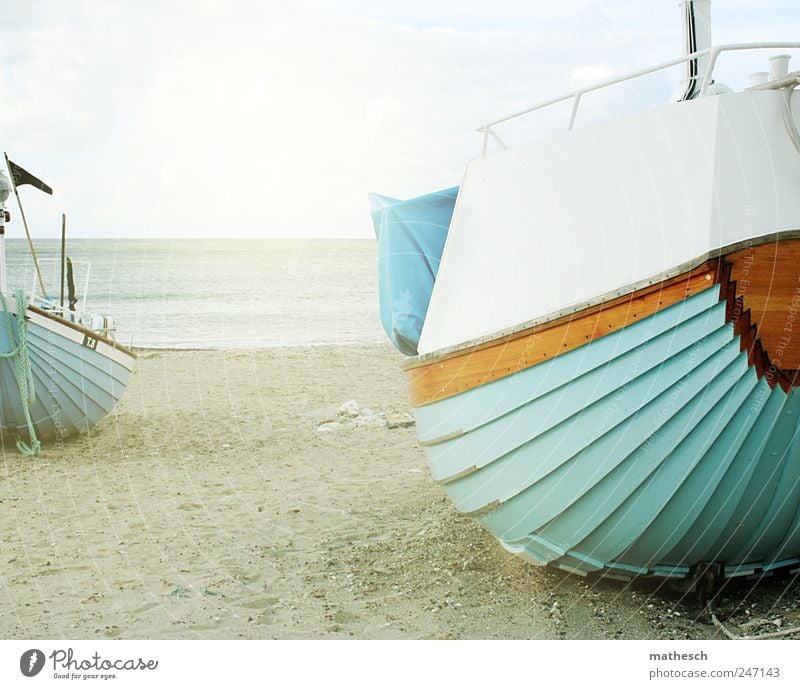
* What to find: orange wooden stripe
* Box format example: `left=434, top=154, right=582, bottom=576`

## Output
left=727, top=239, right=800, bottom=371
left=407, top=263, right=718, bottom=407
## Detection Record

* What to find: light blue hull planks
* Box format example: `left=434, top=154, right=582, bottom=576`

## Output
left=0, top=313, right=131, bottom=443
left=415, top=285, right=800, bottom=578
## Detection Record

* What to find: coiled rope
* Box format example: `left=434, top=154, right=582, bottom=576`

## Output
left=0, top=290, right=41, bottom=455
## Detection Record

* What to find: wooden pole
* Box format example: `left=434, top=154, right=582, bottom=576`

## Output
left=3, top=152, right=47, bottom=298
left=60, top=213, right=66, bottom=309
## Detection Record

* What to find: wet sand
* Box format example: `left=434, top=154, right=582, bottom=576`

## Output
left=1, top=343, right=799, bottom=639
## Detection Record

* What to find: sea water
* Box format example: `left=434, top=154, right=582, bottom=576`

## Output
left=5, top=238, right=384, bottom=349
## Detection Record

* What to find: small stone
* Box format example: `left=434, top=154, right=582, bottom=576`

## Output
left=386, top=412, right=415, bottom=429
left=317, top=421, right=342, bottom=433
left=349, top=414, right=385, bottom=428
left=337, top=400, right=360, bottom=418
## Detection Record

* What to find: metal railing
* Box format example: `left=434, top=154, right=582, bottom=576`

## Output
left=478, top=42, right=800, bottom=155
left=30, top=257, right=91, bottom=321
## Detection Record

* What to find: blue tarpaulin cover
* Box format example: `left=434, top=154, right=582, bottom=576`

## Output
left=369, top=187, right=458, bottom=356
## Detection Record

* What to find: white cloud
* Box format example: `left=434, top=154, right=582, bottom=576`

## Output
left=0, top=0, right=798, bottom=237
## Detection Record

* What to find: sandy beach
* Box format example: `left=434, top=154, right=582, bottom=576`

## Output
left=2, top=342, right=799, bottom=640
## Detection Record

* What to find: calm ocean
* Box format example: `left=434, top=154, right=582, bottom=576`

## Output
left=5, top=238, right=385, bottom=349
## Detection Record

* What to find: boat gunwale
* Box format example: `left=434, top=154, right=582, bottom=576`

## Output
left=24, top=303, right=137, bottom=360
left=403, top=229, right=800, bottom=370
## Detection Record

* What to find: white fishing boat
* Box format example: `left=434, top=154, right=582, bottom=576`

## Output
left=373, top=1, right=800, bottom=582
left=0, top=156, right=135, bottom=455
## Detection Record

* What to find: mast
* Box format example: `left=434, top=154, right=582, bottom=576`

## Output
left=0, top=171, right=10, bottom=294
left=60, top=213, right=66, bottom=309
left=680, top=0, right=712, bottom=100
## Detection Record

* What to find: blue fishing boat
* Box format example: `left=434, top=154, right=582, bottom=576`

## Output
left=0, top=158, right=134, bottom=454
left=373, top=1, right=800, bottom=582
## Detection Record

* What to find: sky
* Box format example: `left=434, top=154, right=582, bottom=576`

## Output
left=1, top=0, right=799, bottom=238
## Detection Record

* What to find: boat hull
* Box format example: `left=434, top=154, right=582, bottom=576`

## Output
left=0, top=303, right=135, bottom=444
left=406, top=239, right=800, bottom=579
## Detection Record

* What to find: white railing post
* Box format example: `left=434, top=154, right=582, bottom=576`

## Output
left=568, top=92, right=583, bottom=131
left=699, top=46, right=722, bottom=95
left=481, top=127, right=490, bottom=156
left=488, top=129, right=508, bottom=150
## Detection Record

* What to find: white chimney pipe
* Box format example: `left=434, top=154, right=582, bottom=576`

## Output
left=680, top=0, right=712, bottom=100
left=769, top=54, right=791, bottom=81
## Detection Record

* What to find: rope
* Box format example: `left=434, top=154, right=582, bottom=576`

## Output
left=707, top=601, right=800, bottom=640
left=711, top=611, right=800, bottom=639
left=0, top=290, right=41, bottom=455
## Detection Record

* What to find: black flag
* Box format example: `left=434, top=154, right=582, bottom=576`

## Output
left=7, top=159, right=53, bottom=195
